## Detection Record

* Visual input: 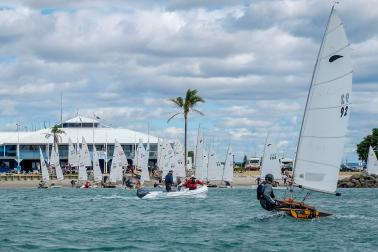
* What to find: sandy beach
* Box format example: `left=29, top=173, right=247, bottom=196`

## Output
left=0, top=171, right=360, bottom=189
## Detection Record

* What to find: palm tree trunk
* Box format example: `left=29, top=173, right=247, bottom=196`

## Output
left=184, top=114, right=188, bottom=176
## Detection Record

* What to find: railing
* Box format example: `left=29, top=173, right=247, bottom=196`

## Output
left=1, top=150, right=157, bottom=160
left=0, top=173, right=79, bottom=181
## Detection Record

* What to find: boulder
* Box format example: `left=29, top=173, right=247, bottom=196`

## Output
left=346, top=182, right=354, bottom=187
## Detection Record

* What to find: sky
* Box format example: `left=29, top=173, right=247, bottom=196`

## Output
left=0, top=0, right=377, bottom=162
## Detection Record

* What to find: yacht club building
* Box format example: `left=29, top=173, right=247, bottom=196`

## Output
left=0, top=116, right=158, bottom=172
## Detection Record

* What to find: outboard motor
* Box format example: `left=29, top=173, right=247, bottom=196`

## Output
left=136, top=188, right=150, bottom=199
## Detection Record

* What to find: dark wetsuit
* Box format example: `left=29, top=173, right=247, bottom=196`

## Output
left=165, top=173, right=173, bottom=192
left=259, top=183, right=277, bottom=211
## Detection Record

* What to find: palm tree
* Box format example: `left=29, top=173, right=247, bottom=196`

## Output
left=168, top=89, right=205, bottom=173
left=49, top=124, right=65, bottom=147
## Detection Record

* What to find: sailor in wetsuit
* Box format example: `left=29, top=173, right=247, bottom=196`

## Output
left=258, top=174, right=279, bottom=211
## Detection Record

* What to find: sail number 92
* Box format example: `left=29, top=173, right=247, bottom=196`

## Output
left=340, top=93, right=350, bottom=117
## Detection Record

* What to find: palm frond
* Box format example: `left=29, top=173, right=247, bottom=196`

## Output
left=169, top=97, right=184, bottom=108
left=192, top=109, right=204, bottom=116
left=167, top=112, right=183, bottom=123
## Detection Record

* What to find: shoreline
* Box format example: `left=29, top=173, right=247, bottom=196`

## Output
left=0, top=171, right=361, bottom=189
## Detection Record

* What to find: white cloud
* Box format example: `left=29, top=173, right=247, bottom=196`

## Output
left=0, top=1, right=375, bottom=162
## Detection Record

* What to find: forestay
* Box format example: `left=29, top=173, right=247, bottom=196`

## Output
left=261, top=136, right=281, bottom=180
left=367, top=146, right=378, bottom=175
left=293, top=8, right=352, bottom=194
left=39, top=148, right=49, bottom=181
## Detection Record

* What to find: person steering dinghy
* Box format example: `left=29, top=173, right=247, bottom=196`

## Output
left=257, top=173, right=280, bottom=211
left=165, top=170, right=174, bottom=192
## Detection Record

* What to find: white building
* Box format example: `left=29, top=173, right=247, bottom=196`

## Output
left=0, top=116, right=158, bottom=172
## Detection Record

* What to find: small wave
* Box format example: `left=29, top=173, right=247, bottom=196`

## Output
left=332, top=214, right=377, bottom=221
left=251, top=212, right=286, bottom=221
left=93, top=195, right=139, bottom=200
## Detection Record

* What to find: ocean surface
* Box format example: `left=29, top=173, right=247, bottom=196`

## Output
left=0, top=187, right=377, bottom=252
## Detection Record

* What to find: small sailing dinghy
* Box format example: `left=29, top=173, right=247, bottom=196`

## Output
left=367, top=146, right=378, bottom=175
left=137, top=185, right=208, bottom=199
left=38, top=148, right=50, bottom=189
left=274, top=5, right=352, bottom=219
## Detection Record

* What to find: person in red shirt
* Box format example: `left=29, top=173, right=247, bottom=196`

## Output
left=183, top=175, right=203, bottom=190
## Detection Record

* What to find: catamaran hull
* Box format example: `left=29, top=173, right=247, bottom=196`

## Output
left=137, top=185, right=208, bottom=199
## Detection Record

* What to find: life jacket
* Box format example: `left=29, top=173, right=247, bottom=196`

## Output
left=256, top=183, right=265, bottom=200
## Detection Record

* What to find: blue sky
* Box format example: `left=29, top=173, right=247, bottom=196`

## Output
left=0, top=0, right=377, bottom=162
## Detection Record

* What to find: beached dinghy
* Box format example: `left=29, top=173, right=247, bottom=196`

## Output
left=274, top=5, right=352, bottom=219
left=137, top=185, right=208, bottom=199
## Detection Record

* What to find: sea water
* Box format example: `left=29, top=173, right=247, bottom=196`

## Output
left=0, top=188, right=377, bottom=251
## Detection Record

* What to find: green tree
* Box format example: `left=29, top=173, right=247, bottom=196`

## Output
left=356, top=128, right=378, bottom=162
left=50, top=124, right=65, bottom=147
left=168, top=89, right=205, bottom=173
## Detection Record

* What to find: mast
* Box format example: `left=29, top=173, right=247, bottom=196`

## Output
left=194, top=125, right=200, bottom=170
left=292, top=6, right=335, bottom=182
left=221, top=145, right=230, bottom=183
left=60, top=93, right=63, bottom=127
left=260, top=132, right=270, bottom=175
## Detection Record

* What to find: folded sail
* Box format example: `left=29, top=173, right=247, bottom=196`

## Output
left=39, top=148, right=49, bottom=181
left=367, top=146, right=378, bottom=175
left=293, top=8, right=352, bottom=194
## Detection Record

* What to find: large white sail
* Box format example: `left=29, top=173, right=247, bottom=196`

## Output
left=195, top=128, right=205, bottom=180
left=367, top=146, right=378, bottom=175
left=157, top=138, right=164, bottom=169
left=141, top=142, right=150, bottom=183
left=68, top=138, right=79, bottom=167
left=293, top=8, right=352, bottom=194
left=173, top=138, right=186, bottom=177
left=78, top=147, right=88, bottom=181
left=92, top=146, right=103, bottom=182
left=39, top=148, right=49, bottom=181
left=81, top=137, right=92, bottom=167
left=110, top=140, right=126, bottom=182
left=161, top=140, right=173, bottom=177
left=207, top=149, right=222, bottom=181
left=135, top=140, right=145, bottom=168
left=260, top=136, right=281, bottom=180
left=50, top=145, right=64, bottom=181
left=223, top=147, right=234, bottom=182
